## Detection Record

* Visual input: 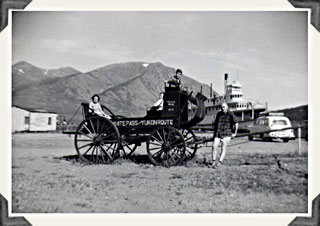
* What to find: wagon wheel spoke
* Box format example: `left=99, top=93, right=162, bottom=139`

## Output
left=101, top=145, right=113, bottom=163
left=89, top=146, right=96, bottom=162
left=119, top=143, right=137, bottom=158
left=103, top=142, right=119, bottom=158
left=149, top=146, right=163, bottom=151
left=149, top=141, right=162, bottom=146
left=151, top=135, right=163, bottom=144
left=170, top=147, right=180, bottom=158
left=78, top=142, right=94, bottom=150
left=96, top=145, right=106, bottom=164
left=167, top=129, right=174, bottom=142
left=101, top=131, right=117, bottom=140
left=113, top=143, right=121, bottom=157
left=100, top=144, right=113, bottom=160
left=122, top=143, right=134, bottom=152
left=170, top=148, right=181, bottom=159
left=165, top=152, right=176, bottom=166
left=180, top=129, right=198, bottom=161
left=152, top=150, right=164, bottom=163
left=161, top=129, right=166, bottom=142
left=81, top=124, right=95, bottom=137
left=100, top=125, right=113, bottom=136
left=97, top=146, right=105, bottom=164
left=83, top=144, right=94, bottom=156
left=96, top=117, right=100, bottom=134
left=77, top=139, right=93, bottom=142
left=168, top=134, right=181, bottom=144
left=101, top=139, right=120, bottom=143
left=165, top=151, right=176, bottom=166
left=111, top=143, right=117, bottom=157
left=156, top=130, right=165, bottom=143
left=162, top=128, right=169, bottom=143
left=89, top=118, right=96, bottom=134
left=185, top=148, right=193, bottom=156
left=152, top=149, right=163, bottom=158
left=148, top=140, right=163, bottom=159
left=184, top=136, right=194, bottom=142
left=78, top=131, right=95, bottom=139
left=101, top=142, right=116, bottom=153
left=99, top=146, right=106, bottom=163
left=170, top=142, right=185, bottom=147
left=95, top=146, right=99, bottom=164
left=99, top=118, right=106, bottom=135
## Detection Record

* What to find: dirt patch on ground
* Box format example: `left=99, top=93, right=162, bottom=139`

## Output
left=12, top=133, right=308, bottom=213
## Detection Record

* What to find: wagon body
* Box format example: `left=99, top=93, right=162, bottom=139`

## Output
left=71, top=83, right=207, bottom=167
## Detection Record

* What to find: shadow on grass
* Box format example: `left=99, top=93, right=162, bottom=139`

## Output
left=58, top=154, right=153, bottom=165
left=57, top=151, right=307, bottom=170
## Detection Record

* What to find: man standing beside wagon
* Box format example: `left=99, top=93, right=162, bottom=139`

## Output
left=211, top=102, right=238, bottom=169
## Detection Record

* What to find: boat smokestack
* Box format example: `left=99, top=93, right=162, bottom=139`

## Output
left=265, top=102, right=268, bottom=112
left=210, top=83, right=212, bottom=97
left=224, top=73, right=228, bottom=98
left=200, top=85, right=202, bottom=94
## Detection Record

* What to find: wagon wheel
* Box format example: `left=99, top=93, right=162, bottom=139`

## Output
left=74, top=116, right=120, bottom=164
left=119, top=141, right=138, bottom=158
left=147, top=126, right=186, bottom=167
left=180, top=129, right=198, bottom=160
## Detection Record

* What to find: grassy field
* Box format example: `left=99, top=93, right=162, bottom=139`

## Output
left=12, top=133, right=308, bottom=213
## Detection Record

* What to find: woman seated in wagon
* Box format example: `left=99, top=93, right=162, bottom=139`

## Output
left=89, top=94, right=111, bottom=119
left=150, top=92, right=164, bottom=111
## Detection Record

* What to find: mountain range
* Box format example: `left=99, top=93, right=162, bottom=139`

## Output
left=12, top=61, right=215, bottom=123
left=12, top=61, right=81, bottom=90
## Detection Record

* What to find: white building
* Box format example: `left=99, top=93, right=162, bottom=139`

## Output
left=12, top=106, right=58, bottom=132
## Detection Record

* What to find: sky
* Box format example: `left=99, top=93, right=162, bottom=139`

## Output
left=12, top=11, right=308, bottom=110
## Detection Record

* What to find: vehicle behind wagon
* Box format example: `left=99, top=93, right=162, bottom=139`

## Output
left=248, top=112, right=295, bottom=142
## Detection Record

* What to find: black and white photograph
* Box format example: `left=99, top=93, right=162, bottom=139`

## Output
left=1, top=0, right=320, bottom=225
left=10, top=10, right=309, bottom=214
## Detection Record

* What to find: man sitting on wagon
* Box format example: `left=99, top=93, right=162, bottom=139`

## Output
left=166, top=69, right=183, bottom=89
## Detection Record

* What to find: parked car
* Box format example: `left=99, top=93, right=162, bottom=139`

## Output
left=247, top=113, right=295, bottom=142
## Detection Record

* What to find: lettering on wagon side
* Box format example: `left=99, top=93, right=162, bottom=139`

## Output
left=114, top=119, right=174, bottom=127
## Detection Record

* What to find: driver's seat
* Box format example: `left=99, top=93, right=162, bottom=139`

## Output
left=81, top=103, right=94, bottom=119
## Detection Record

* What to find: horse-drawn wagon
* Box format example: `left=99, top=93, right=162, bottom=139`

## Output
left=65, top=83, right=207, bottom=167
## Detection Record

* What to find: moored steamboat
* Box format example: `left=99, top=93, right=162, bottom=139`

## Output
left=189, top=74, right=267, bottom=125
